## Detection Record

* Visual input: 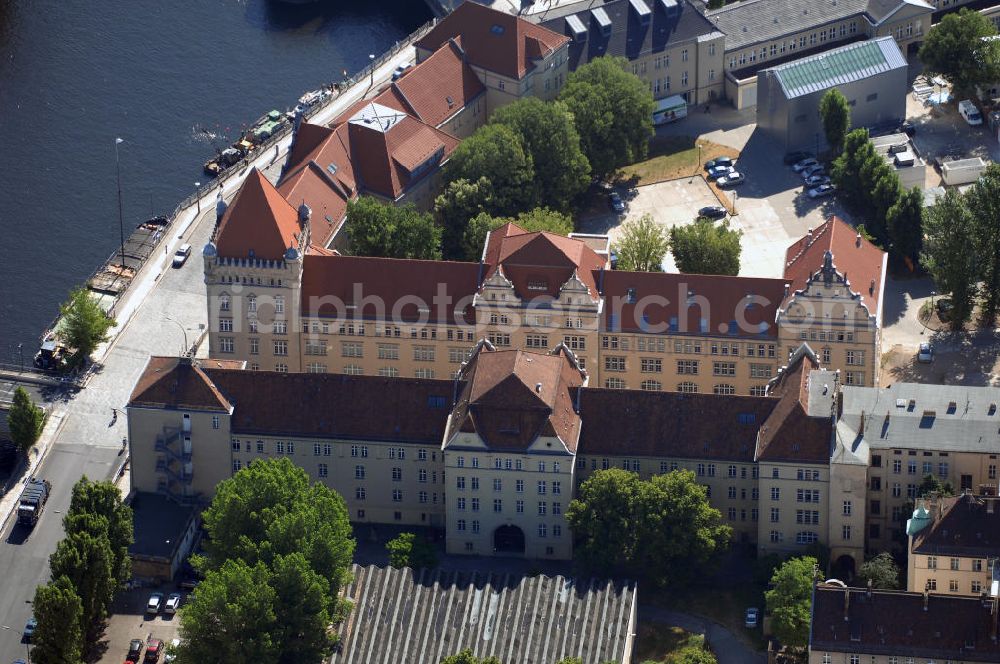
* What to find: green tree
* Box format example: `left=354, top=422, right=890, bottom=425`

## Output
left=613, top=214, right=669, bottom=272
left=867, top=165, right=902, bottom=242
left=31, top=576, right=84, bottom=664
left=966, top=163, right=1000, bottom=323
left=707, top=0, right=726, bottom=8
left=199, top=458, right=354, bottom=599
left=6, top=386, right=45, bottom=454
left=439, top=649, right=501, bottom=664
left=386, top=532, right=439, bottom=569
left=461, top=207, right=575, bottom=261
left=175, top=559, right=280, bottom=664
left=444, top=124, right=537, bottom=217
left=765, top=556, right=821, bottom=649
left=886, top=186, right=924, bottom=265
left=831, top=129, right=877, bottom=213
left=669, top=218, right=742, bottom=276
left=59, top=286, right=114, bottom=367
left=490, top=97, right=591, bottom=210
left=922, top=188, right=978, bottom=330
left=669, top=645, right=718, bottom=664
left=919, top=8, right=1000, bottom=98
left=566, top=469, right=731, bottom=586
left=65, top=476, right=134, bottom=586
left=917, top=473, right=956, bottom=497
left=49, top=529, right=116, bottom=647
left=857, top=552, right=901, bottom=590
left=345, top=197, right=442, bottom=260
left=270, top=553, right=336, bottom=663
left=555, top=659, right=584, bottom=664
left=559, top=56, right=655, bottom=179
left=435, top=177, right=496, bottom=259
left=818, top=89, right=851, bottom=155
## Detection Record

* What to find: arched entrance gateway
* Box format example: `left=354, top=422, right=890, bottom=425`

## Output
left=833, top=554, right=857, bottom=582
left=493, top=525, right=525, bottom=555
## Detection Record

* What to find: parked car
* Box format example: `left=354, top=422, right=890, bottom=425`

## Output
left=745, top=607, right=760, bottom=628
left=165, top=638, right=181, bottom=663
left=802, top=164, right=825, bottom=179
left=717, top=172, right=745, bottom=187
left=391, top=63, right=412, bottom=81
left=792, top=157, right=819, bottom=172
left=128, top=639, right=145, bottom=660
left=22, top=617, right=36, bottom=642
left=805, top=174, right=830, bottom=187
left=898, top=121, right=916, bottom=137
left=146, top=592, right=163, bottom=615
left=698, top=205, right=728, bottom=219
left=784, top=151, right=812, bottom=165
left=171, top=243, right=192, bottom=268
left=936, top=298, right=954, bottom=321
left=608, top=192, right=626, bottom=213
left=165, top=592, right=182, bottom=614
left=145, top=638, right=163, bottom=662
left=917, top=342, right=934, bottom=363
left=808, top=184, right=836, bottom=199
left=707, top=164, right=735, bottom=180
left=704, top=156, right=734, bottom=171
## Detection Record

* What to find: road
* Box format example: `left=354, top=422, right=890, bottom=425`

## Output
left=0, top=40, right=419, bottom=663
left=639, top=606, right=766, bottom=664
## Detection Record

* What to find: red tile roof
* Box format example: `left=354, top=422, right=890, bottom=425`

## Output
left=214, top=169, right=303, bottom=261
left=482, top=223, right=606, bottom=300
left=300, top=254, right=480, bottom=324
left=387, top=39, right=486, bottom=128
left=783, top=217, right=887, bottom=319
left=912, top=493, right=1000, bottom=558
left=128, top=357, right=232, bottom=413
left=577, top=389, right=777, bottom=461
left=756, top=347, right=833, bottom=463
left=448, top=345, right=586, bottom=452
left=276, top=161, right=350, bottom=248
left=598, top=271, right=786, bottom=338
left=415, top=1, right=569, bottom=80
left=811, top=584, right=1000, bottom=662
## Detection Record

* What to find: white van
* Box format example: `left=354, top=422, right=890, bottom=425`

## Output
left=172, top=243, right=192, bottom=268
left=959, top=99, right=983, bottom=126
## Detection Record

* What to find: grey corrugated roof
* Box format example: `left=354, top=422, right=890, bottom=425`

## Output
left=765, top=36, right=907, bottom=99
left=541, top=0, right=720, bottom=69
left=332, top=564, right=637, bottom=664
left=706, top=0, right=930, bottom=51
left=838, top=382, right=1000, bottom=454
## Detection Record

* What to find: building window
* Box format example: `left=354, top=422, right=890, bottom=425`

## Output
left=677, top=360, right=699, bottom=375
left=972, top=580, right=982, bottom=593
left=318, top=463, right=328, bottom=478
left=771, top=487, right=780, bottom=501
left=750, top=364, right=772, bottom=379
left=355, top=465, right=365, bottom=479
left=605, top=377, right=626, bottom=389
left=378, top=366, right=399, bottom=377
left=770, top=530, right=783, bottom=543
left=516, top=500, right=524, bottom=513
left=493, top=499, right=502, bottom=513
left=640, top=358, right=662, bottom=373
left=605, top=356, right=626, bottom=372
left=378, top=343, right=399, bottom=360
left=640, top=380, right=662, bottom=391
left=770, top=508, right=780, bottom=523
left=538, top=501, right=547, bottom=516
left=219, top=337, right=234, bottom=353
left=843, top=500, right=852, bottom=516
left=842, top=525, right=851, bottom=540
left=677, top=382, right=698, bottom=393
left=927, top=556, right=937, bottom=570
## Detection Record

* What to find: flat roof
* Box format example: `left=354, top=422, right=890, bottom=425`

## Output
left=128, top=492, right=196, bottom=561
left=332, top=564, right=637, bottom=664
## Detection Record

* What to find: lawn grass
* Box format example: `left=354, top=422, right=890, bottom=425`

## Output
left=634, top=623, right=706, bottom=663
left=622, top=136, right=739, bottom=186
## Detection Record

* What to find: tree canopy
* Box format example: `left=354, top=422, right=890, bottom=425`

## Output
left=765, top=556, right=821, bottom=649
left=59, top=286, right=114, bottom=367
left=66, top=477, right=134, bottom=586
left=966, top=163, right=1000, bottom=323
left=831, top=128, right=901, bottom=244
left=613, top=214, right=669, bottom=272
left=193, top=458, right=356, bottom=661
left=7, top=386, right=45, bottom=454
left=668, top=645, right=718, bottom=664
left=669, top=218, right=742, bottom=276
left=922, top=188, right=979, bottom=329
left=387, top=532, right=439, bottom=570
left=886, top=187, right=924, bottom=267
left=345, top=197, right=442, bottom=260
left=31, top=575, right=84, bottom=664
left=559, top=56, right=654, bottom=179
left=566, top=469, right=731, bottom=586
left=489, top=97, right=591, bottom=210
left=819, top=88, right=851, bottom=155
left=440, top=650, right=502, bottom=664
left=461, top=207, right=574, bottom=261
left=443, top=124, right=537, bottom=218
left=919, top=8, right=1000, bottom=97
left=857, top=552, right=901, bottom=590
left=49, top=529, right=116, bottom=647
left=435, top=177, right=496, bottom=260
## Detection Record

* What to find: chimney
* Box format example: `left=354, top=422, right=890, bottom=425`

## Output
left=844, top=588, right=851, bottom=621
left=535, top=382, right=543, bottom=393
left=784, top=283, right=790, bottom=298
left=856, top=232, right=862, bottom=247
left=807, top=227, right=813, bottom=241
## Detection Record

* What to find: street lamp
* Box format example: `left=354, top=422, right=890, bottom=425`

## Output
left=921, top=290, right=937, bottom=335
left=114, top=138, right=126, bottom=271
left=194, top=182, right=201, bottom=214
left=17, top=343, right=23, bottom=373
left=369, top=53, right=375, bottom=88
left=1, top=625, right=31, bottom=662
left=732, top=189, right=738, bottom=215
left=164, top=317, right=190, bottom=356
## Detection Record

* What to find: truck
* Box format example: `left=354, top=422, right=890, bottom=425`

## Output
left=17, top=478, right=51, bottom=527
left=958, top=99, right=983, bottom=126
left=652, top=94, right=688, bottom=125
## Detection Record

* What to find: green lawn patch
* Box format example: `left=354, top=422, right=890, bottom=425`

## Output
left=635, top=624, right=706, bottom=663
left=622, top=137, right=739, bottom=186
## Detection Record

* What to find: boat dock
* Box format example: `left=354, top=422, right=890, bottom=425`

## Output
left=88, top=216, right=171, bottom=299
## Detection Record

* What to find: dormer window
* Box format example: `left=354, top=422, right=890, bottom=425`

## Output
left=527, top=279, right=548, bottom=291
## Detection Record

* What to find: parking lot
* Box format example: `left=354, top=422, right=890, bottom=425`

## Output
left=97, top=587, right=183, bottom=663
left=904, top=89, right=1000, bottom=167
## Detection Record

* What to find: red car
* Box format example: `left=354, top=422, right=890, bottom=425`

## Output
left=145, top=639, right=163, bottom=662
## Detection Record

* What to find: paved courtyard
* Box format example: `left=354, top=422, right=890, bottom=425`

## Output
left=97, top=587, right=183, bottom=663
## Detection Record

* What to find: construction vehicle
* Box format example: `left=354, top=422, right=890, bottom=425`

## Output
left=17, top=478, right=51, bottom=527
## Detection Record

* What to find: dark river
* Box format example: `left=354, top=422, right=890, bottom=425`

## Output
left=0, top=0, right=431, bottom=356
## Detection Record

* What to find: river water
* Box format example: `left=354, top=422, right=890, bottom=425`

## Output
left=0, top=0, right=430, bottom=356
